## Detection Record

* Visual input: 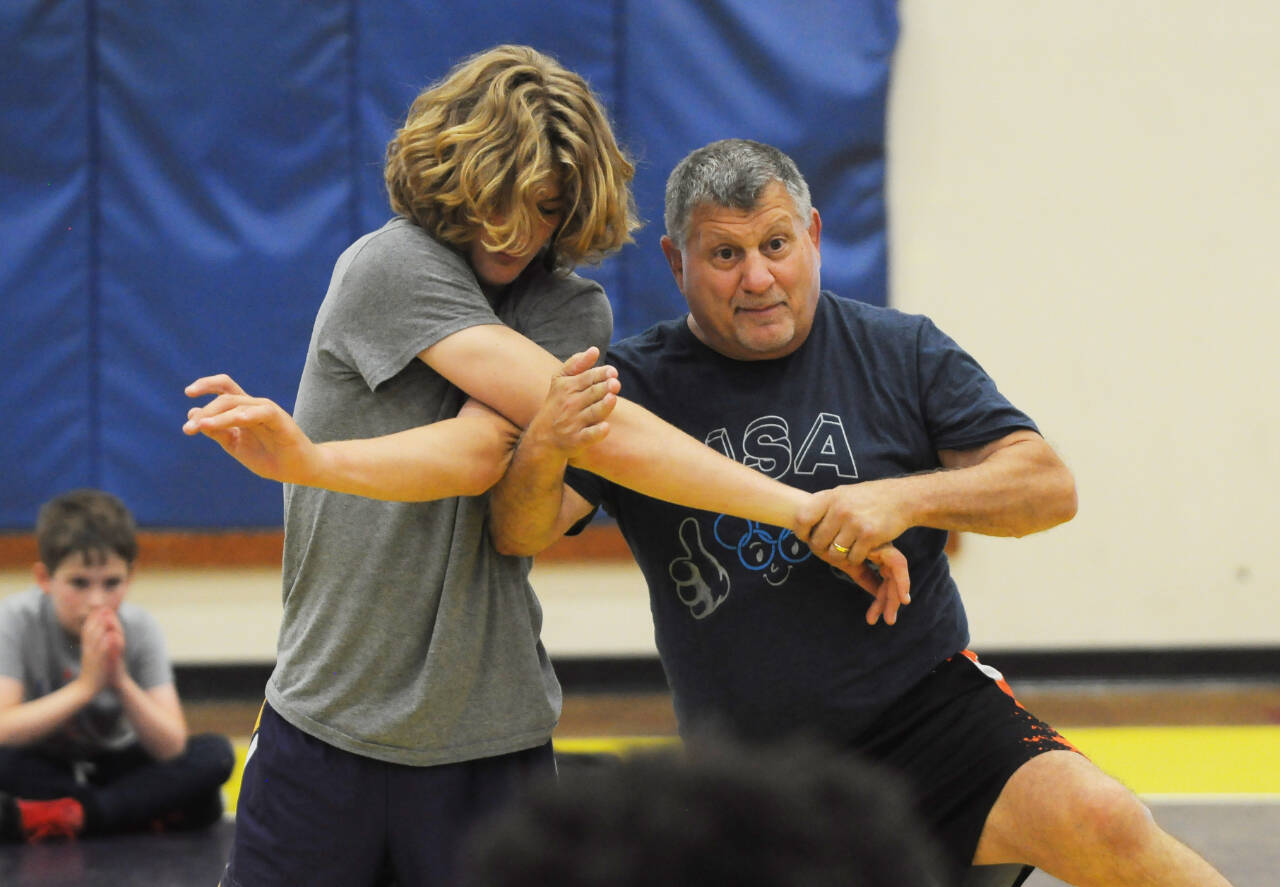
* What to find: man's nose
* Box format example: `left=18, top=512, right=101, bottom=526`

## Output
left=740, top=251, right=774, bottom=293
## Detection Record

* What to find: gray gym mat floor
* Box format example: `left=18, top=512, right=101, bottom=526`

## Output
left=2, top=799, right=1277, bottom=886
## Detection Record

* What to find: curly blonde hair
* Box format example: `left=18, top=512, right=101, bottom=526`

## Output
left=385, top=45, right=639, bottom=270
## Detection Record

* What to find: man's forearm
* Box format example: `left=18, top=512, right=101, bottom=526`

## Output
left=799, top=430, right=1076, bottom=570
left=902, top=436, right=1077, bottom=537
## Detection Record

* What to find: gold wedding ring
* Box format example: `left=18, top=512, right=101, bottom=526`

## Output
left=831, top=542, right=850, bottom=554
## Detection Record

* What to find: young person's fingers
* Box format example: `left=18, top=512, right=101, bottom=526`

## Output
left=864, top=590, right=886, bottom=626
left=184, top=374, right=248, bottom=399
left=184, top=398, right=281, bottom=434
left=869, top=544, right=911, bottom=605
left=578, top=420, right=611, bottom=447
left=561, top=365, right=618, bottom=397
left=184, top=393, right=256, bottom=427
left=559, top=346, right=601, bottom=378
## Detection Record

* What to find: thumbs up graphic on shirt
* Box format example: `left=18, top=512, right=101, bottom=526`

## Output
left=668, top=517, right=731, bottom=619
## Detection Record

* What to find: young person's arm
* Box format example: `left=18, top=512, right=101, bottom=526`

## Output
left=0, top=676, right=97, bottom=747
left=111, top=677, right=187, bottom=762
left=487, top=352, right=911, bottom=626
left=190, top=328, right=797, bottom=525
left=185, top=327, right=906, bottom=590
left=90, top=608, right=189, bottom=761
left=422, top=326, right=815, bottom=527
left=183, top=375, right=521, bottom=501
left=0, top=609, right=116, bottom=747
left=487, top=350, right=622, bottom=554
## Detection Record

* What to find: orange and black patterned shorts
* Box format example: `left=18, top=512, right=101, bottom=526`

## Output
left=850, top=650, right=1077, bottom=885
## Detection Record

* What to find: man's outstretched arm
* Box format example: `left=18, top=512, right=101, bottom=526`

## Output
left=799, top=430, right=1078, bottom=570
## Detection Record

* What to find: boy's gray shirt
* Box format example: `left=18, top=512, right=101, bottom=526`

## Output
left=268, top=217, right=612, bottom=766
left=0, top=588, right=172, bottom=758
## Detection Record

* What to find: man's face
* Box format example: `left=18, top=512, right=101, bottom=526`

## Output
left=35, top=551, right=131, bottom=638
left=468, top=182, right=564, bottom=292
left=661, top=181, right=822, bottom=361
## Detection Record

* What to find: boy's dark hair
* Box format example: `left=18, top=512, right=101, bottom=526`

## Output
left=459, top=731, right=950, bottom=887
left=35, top=489, right=138, bottom=572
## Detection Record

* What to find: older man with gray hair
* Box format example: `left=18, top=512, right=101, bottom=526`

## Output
left=489, top=138, right=1232, bottom=887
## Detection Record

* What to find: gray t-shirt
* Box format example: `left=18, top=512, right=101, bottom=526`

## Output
left=0, top=588, right=173, bottom=759
left=268, top=217, right=612, bottom=766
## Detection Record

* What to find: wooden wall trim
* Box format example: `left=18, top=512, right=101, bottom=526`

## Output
left=0, top=522, right=631, bottom=569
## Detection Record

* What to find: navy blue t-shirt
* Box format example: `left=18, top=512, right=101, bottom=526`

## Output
left=566, top=292, right=1037, bottom=743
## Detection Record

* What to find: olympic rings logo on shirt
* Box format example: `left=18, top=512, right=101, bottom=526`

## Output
left=711, top=514, right=812, bottom=573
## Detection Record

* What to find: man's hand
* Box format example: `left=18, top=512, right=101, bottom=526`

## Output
left=525, top=346, right=620, bottom=463
left=796, top=482, right=913, bottom=625
left=798, top=479, right=912, bottom=567
left=183, top=374, right=322, bottom=485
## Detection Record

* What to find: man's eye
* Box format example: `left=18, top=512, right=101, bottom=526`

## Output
left=715, top=248, right=735, bottom=261
left=768, top=237, right=786, bottom=252
left=71, top=579, right=91, bottom=590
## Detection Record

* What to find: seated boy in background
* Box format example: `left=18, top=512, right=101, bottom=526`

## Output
left=0, top=489, right=234, bottom=843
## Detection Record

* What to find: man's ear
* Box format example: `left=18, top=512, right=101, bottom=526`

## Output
left=660, top=235, right=684, bottom=293
left=33, top=561, right=51, bottom=593
left=807, top=208, right=822, bottom=274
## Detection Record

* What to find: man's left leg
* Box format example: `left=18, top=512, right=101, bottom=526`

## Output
left=974, top=750, right=1231, bottom=886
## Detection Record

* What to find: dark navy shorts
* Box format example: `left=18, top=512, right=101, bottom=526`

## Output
left=851, top=651, right=1078, bottom=887
left=221, top=702, right=555, bottom=887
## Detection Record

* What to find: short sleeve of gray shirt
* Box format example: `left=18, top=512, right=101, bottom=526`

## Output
left=311, top=219, right=508, bottom=394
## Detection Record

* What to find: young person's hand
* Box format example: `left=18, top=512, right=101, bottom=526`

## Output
left=100, top=610, right=127, bottom=688
left=842, top=543, right=911, bottom=626
left=183, top=374, right=323, bottom=486
left=79, top=609, right=125, bottom=692
left=524, top=347, right=620, bottom=463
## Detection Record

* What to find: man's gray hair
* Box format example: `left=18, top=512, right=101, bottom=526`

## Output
left=664, top=139, right=813, bottom=248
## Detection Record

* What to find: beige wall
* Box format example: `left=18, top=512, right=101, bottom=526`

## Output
left=7, top=2, right=1276, bottom=663
left=0, top=564, right=654, bottom=663
left=888, top=1, right=1280, bottom=648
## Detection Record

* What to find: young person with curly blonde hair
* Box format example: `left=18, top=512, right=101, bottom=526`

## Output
left=184, top=45, right=637, bottom=887
left=186, top=45, right=906, bottom=887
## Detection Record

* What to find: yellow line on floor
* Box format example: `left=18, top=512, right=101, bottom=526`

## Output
left=220, top=726, right=1280, bottom=814
left=552, top=736, right=677, bottom=756
left=1059, top=725, right=1280, bottom=795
